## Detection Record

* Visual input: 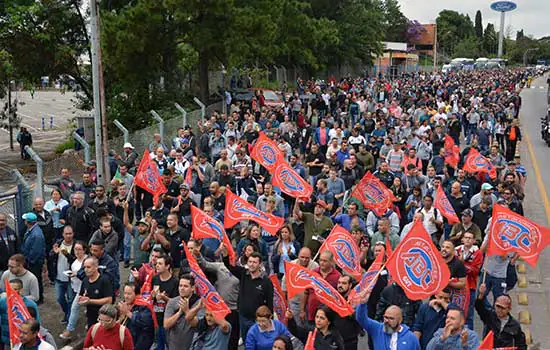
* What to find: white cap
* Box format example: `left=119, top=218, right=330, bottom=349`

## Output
left=123, top=142, right=134, bottom=149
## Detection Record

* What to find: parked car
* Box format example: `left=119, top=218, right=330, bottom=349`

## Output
left=232, top=88, right=284, bottom=110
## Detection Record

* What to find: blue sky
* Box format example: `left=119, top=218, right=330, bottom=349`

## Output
left=399, top=0, right=550, bottom=39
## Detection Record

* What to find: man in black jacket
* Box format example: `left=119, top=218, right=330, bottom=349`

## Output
left=32, top=197, right=55, bottom=283
left=63, top=191, right=98, bottom=242
left=226, top=251, right=273, bottom=341
left=475, top=283, right=527, bottom=349
left=376, top=282, right=421, bottom=327
left=0, top=213, right=19, bottom=273
left=334, top=275, right=363, bottom=350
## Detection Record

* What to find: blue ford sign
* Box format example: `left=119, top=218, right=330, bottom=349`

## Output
left=491, top=1, right=517, bottom=12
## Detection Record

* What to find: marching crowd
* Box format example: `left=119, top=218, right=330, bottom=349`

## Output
left=0, top=67, right=538, bottom=350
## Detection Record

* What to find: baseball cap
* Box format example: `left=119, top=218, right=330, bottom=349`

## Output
left=316, top=200, right=328, bottom=209
left=180, top=183, right=190, bottom=190
left=137, top=219, right=150, bottom=227
left=462, top=209, right=474, bottom=217
left=22, top=212, right=38, bottom=222
left=481, top=183, right=493, bottom=191
left=123, top=142, right=135, bottom=149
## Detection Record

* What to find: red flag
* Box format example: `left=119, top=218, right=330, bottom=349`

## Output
left=304, top=328, right=317, bottom=350
left=463, top=148, right=497, bottom=179
left=182, top=243, right=231, bottom=321
left=271, top=162, right=313, bottom=201
left=434, top=185, right=460, bottom=224
left=6, top=279, right=32, bottom=346
left=478, top=330, right=494, bottom=350
left=488, top=204, right=550, bottom=267
left=224, top=188, right=284, bottom=236
left=385, top=236, right=393, bottom=259
left=284, top=261, right=353, bottom=317
left=250, top=132, right=285, bottom=172
left=351, top=172, right=396, bottom=217
left=385, top=220, right=451, bottom=300
left=191, top=205, right=236, bottom=266
left=449, top=280, right=470, bottom=317
left=184, top=166, right=193, bottom=187
left=318, top=225, right=363, bottom=280
left=269, top=275, right=288, bottom=325
left=444, top=135, right=460, bottom=168
left=348, top=252, right=384, bottom=306
left=134, top=150, right=167, bottom=204
left=140, top=263, right=155, bottom=300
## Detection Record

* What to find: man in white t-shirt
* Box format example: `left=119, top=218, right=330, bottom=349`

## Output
left=415, top=194, right=443, bottom=243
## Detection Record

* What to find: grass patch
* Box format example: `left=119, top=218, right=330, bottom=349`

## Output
left=55, top=138, right=75, bottom=154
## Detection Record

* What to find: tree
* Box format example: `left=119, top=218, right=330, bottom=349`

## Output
left=307, top=0, right=384, bottom=67
left=474, top=10, right=483, bottom=39
left=483, top=23, right=498, bottom=56
left=0, top=0, right=92, bottom=99
left=453, top=37, right=479, bottom=58
left=436, top=10, right=475, bottom=57
left=516, top=29, right=525, bottom=42
left=382, top=0, right=408, bottom=42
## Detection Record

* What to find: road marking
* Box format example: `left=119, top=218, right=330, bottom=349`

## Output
left=17, top=112, right=40, bottom=121
left=525, top=131, right=550, bottom=226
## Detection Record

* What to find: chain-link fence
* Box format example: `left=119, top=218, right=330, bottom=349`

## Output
left=0, top=192, right=18, bottom=233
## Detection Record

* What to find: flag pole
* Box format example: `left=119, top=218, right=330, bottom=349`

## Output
left=358, top=261, right=388, bottom=299
left=126, top=182, right=135, bottom=202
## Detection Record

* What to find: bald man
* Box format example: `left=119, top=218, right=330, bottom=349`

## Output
left=283, top=247, right=319, bottom=327
left=475, top=284, right=527, bottom=349
left=356, top=294, right=420, bottom=350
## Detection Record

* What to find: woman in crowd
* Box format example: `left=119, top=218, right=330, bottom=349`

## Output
left=245, top=306, right=292, bottom=350
left=271, top=224, right=300, bottom=279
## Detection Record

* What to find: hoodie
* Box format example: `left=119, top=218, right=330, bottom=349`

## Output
left=356, top=303, right=420, bottom=350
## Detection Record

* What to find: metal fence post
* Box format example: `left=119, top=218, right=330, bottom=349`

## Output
left=24, top=146, right=43, bottom=199
left=113, top=119, right=129, bottom=144
left=9, top=168, right=30, bottom=189
left=150, top=110, right=165, bottom=144
left=174, top=103, right=187, bottom=128
left=193, top=97, right=206, bottom=122
left=73, top=132, right=91, bottom=164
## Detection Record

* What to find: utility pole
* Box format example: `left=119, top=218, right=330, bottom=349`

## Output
left=97, top=7, right=110, bottom=184
left=89, top=0, right=106, bottom=186
left=7, top=79, right=13, bottom=150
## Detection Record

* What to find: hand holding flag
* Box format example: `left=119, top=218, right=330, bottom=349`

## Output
left=434, top=185, right=460, bottom=224
left=134, top=150, right=167, bottom=205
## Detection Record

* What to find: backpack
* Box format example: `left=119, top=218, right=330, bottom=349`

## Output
left=91, top=323, right=126, bottom=348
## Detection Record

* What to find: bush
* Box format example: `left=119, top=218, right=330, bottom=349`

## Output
left=55, top=138, right=75, bottom=154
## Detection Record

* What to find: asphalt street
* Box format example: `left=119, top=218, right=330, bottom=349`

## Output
left=0, top=90, right=78, bottom=190
left=513, top=74, right=550, bottom=348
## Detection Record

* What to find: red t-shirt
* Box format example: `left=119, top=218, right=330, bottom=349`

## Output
left=84, top=323, right=134, bottom=350
left=306, top=267, right=341, bottom=320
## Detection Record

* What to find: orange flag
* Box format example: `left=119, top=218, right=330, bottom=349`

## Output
left=434, top=185, right=460, bottom=224
left=385, top=220, right=450, bottom=300
left=478, top=330, right=494, bottom=350
left=488, top=204, right=550, bottom=267
left=304, top=328, right=317, bottom=350
left=6, top=279, right=32, bottom=347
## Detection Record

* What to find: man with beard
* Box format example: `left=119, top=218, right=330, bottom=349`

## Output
left=334, top=275, right=363, bottom=350
left=426, top=307, right=479, bottom=349
left=356, top=299, right=420, bottom=350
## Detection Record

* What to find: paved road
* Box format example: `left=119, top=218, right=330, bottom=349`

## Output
left=513, top=74, right=550, bottom=348
left=0, top=90, right=79, bottom=190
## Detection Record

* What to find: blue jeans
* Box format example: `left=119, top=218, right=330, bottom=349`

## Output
left=156, top=326, right=166, bottom=350
left=67, top=290, right=80, bottom=332
left=239, top=315, right=255, bottom=341
left=123, top=228, right=132, bottom=263
left=466, top=289, right=476, bottom=330
left=55, top=280, right=74, bottom=320
left=482, top=273, right=507, bottom=310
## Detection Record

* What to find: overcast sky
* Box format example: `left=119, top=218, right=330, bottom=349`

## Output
left=399, top=0, right=550, bottom=39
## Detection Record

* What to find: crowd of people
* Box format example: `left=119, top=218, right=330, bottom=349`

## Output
left=0, top=67, right=538, bottom=350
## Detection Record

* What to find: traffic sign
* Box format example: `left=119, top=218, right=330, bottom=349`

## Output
left=491, top=1, right=517, bottom=12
